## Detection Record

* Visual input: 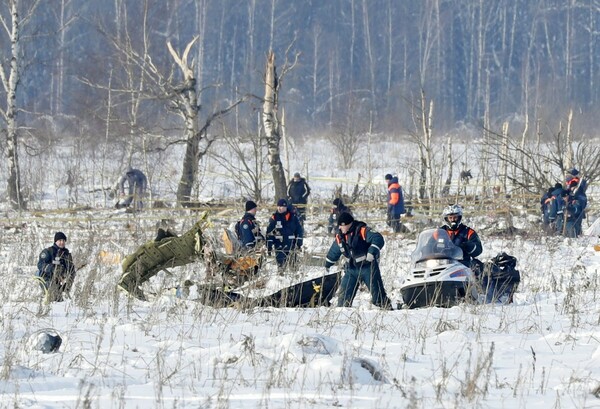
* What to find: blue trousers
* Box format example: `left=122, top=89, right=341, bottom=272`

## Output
left=275, top=247, right=298, bottom=269
left=337, top=262, right=390, bottom=307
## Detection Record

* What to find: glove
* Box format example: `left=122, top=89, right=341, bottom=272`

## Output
left=366, top=253, right=375, bottom=262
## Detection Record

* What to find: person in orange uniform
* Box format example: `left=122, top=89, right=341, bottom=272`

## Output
left=385, top=173, right=404, bottom=233
left=440, top=204, right=482, bottom=269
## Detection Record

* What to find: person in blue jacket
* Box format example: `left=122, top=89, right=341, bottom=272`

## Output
left=547, top=184, right=567, bottom=233
left=236, top=200, right=265, bottom=250
left=325, top=212, right=392, bottom=309
left=540, top=183, right=562, bottom=231
left=562, top=178, right=588, bottom=237
left=266, top=199, right=304, bottom=273
left=37, top=232, right=77, bottom=302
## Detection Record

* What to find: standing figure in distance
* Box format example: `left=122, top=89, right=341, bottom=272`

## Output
left=540, top=183, right=562, bottom=232
left=287, top=172, right=311, bottom=223
left=36, top=232, right=77, bottom=302
left=117, top=168, right=148, bottom=211
left=325, top=212, right=392, bottom=309
left=562, top=175, right=588, bottom=238
left=385, top=173, right=405, bottom=233
left=266, top=199, right=304, bottom=274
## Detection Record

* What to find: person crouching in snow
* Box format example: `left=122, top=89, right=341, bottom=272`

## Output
left=36, top=232, right=76, bottom=302
left=325, top=212, right=393, bottom=309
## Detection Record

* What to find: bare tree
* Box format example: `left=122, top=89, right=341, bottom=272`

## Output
left=483, top=113, right=600, bottom=195
left=408, top=89, right=435, bottom=207
left=327, top=97, right=367, bottom=169
left=262, top=51, right=286, bottom=200
left=167, top=38, right=247, bottom=206
left=262, top=50, right=298, bottom=200
left=0, top=0, right=41, bottom=210
left=441, top=134, right=453, bottom=197
left=51, top=0, right=75, bottom=115
left=210, top=122, right=268, bottom=201
left=95, top=13, right=248, bottom=207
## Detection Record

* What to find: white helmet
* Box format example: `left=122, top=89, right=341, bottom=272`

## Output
left=442, top=204, right=463, bottom=229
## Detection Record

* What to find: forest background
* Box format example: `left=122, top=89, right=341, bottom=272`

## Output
left=1, top=0, right=600, bottom=211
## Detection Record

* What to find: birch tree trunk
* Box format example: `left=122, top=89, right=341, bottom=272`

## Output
left=1, top=1, right=26, bottom=210
left=501, top=122, right=509, bottom=193
left=565, top=109, right=574, bottom=171
left=415, top=89, right=433, bottom=209
left=425, top=98, right=434, bottom=206
left=169, top=39, right=245, bottom=206
left=442, top=134, right=453, bottom=197
left=170, top=38, right=201, bottom=206
left=262, top=51, right=287, bottom=200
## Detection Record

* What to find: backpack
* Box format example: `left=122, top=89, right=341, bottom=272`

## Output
left=234, top=220, right=243, bottom=240
left=234, top=216, right=252, bottom=241
left=483, top=252, right=520, bottom=283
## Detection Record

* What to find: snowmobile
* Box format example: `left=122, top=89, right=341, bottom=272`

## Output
left=399, top=228, right=479, bottom=308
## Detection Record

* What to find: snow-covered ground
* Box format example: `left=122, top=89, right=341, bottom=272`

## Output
left=1, top=138, right=600, bottom=408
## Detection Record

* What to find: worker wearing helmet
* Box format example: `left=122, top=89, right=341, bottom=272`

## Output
left=440, top=204, right=483, bottom=268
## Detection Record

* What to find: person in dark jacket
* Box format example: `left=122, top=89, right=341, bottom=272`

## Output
left=287, top=172, right=311, bottom=222
left=540, top=183, right=563, bottom=231
left=547, top=184, right=567, bottom=233
left=36, top=232, right=77, bottom=302
left=328, top=198, right=351, bottom=234
left=562, top=178, right=588, bottom=238
left=440, top=204, right=483, bottom=269
left=266, top=199, right=304, bottom=273
left=325, top=212, right=392, bottom=309
left=117, top=168, right=148, bottom=210
left=236, top=200, right=265, bottom=249
left=385, top=173, right=405, bottom=233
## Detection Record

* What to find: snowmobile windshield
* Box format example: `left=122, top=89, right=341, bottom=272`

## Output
left=410, top=228, right=463, bottom=264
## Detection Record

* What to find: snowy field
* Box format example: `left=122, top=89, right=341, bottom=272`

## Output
left=1, top=138, right=600, bottom=408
